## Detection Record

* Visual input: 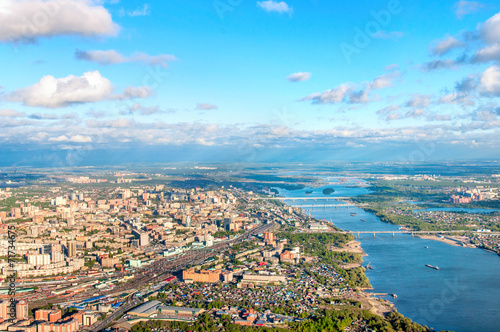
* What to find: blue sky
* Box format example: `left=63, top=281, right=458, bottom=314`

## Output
left=0, top=0, right=500, bottom=166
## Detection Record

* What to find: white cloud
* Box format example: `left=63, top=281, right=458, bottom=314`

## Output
left=117, top=86, right=153, bottom=100
left=119, top=4, right=150, bottom=17
left=0, top=0, right=119, bottom=42
left=421, top=59, right=457, bottom=71
left=377, top=105, right=402, bottom=121
left=196, top=103, right=218, bottom=110
left=9, top=71, right=151, bottom=108
left=48, top=135, right=92, bottom=142
left=75, top=50, right=176, bottom=67
left=405, top=94, right=431, bottom=108
left=257, top=1, right=293, bottom=14
left=286, top=72, right=311, bottom=82
left=301, top=83, right=354, bottom=104
left=480, top=12, right=500, bottom=44
left=454, top=1, right=484, bottom=19
left=301, top=72, right=397, bottom=105
left=480, top=65, right=500, bottom=96
left=0, top=109, right=25, bottom=117
left=368, top=73, right=397, bottom=90
left=471, top=44, right=500, bottom=63
left=431, top=36, right=464, bottom=56
left=75, top=49, right=126, bottom=65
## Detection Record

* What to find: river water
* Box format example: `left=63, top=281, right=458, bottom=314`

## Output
left=277, top=182, right=500, bottom=332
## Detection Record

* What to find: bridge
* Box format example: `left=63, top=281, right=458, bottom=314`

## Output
left=341, top=230, right=500, bottom=238
left=293, top=204, right=368, bottom=208
left=264, top=197, right=352, bottom=201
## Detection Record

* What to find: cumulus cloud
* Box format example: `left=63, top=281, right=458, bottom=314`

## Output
left=431, top=36, right=464, bottom=56
left=454, top=1, right=484, bottom=19
left=75, top=49, right=176, bottom=67
left=421, top=59, right=458, bottom=71
left=377, top=105, right=401, bottom=121
left=480, top=65, right=500, bottom=96
left=377, top=105, right=429, bottom=122
left=471, top=44, right=500, bottom=63
left=286, top=72, right=311, bottom=82
left=301, top=72, right=398, bottom=105
left=405, top=94, right=431, bottom=108
left=257, top=1, right=293, bottom=14
left=480, top=12, right=500, bottom=44
left=9, top=71, right=151, bottom=108
left=29, top=113, right=59, bottom=120
left=0, top=0, right=119, bottom=42
left=48, top=135, right=92, bottom=143
left=0, top=109, right=25, bottom=117
left=301, top=83, right=354, bottom=104
left=196, top=103, right=218, bottom=110
left=75, top=49, right=126, bottom=65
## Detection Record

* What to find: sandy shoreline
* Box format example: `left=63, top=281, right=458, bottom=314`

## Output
left=416, top=234, right=476, bottom=248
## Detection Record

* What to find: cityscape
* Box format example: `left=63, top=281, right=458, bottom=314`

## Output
left=1, top=0, right=500, bottom=332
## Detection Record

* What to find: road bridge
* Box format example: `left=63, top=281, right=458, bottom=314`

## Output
left=340, top=230, right=500, bottom=238
left=264, top=197, right=352, bottom=201
left=294, top=204, right=368, bottom=208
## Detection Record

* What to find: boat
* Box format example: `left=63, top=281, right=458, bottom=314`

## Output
left=425, top=246, right=429, bottom=249
left=360, top=219, right=366, bottom=222
left=391, top=294, right=397, bottom=298
left=425, top=264, right=439, bottom=270
left=350, top=213, right=357, bottom=216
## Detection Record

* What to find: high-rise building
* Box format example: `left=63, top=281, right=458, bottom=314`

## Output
left=70, top=193, right=77, bottom=201
left=51, top=251, right=64, bottom=263
left=223, top=218, right=232, bottom=231
left=264, top=232, right=275, bottom=241
left=205, top=233, right=213, bottom=247
left=35, top=309, right=62, bottom=322
left=27, top=254, right=50, bottom=267
left=185, top=215, right=191, bottom=227
left=0, top=301, right=8, bottom=320
left=68, top=241, right=77, bottom=257
left=140, top=233, right=149, bottom=246
left=16, top=301, right=28, bottom=320
left=78, top=192, right=84, bottom=201
left=132, top=230, right=150, bottom=247
left=121, top=189, right=131, bottom=199
left=54, top=197, right=66, bottom=206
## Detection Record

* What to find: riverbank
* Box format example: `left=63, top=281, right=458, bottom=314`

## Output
left=416, top=234, right=476, bottom=248
left=332, top=240, right=398, bottom=317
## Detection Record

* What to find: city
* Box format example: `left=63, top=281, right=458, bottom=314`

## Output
left=2, top=0, right=500, bottom=331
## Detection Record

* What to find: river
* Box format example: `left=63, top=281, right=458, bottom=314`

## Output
left=276, top=182, right=500, bottom=332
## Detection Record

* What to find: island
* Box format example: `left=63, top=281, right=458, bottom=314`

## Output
left=322, top=187, right=336, bottom=195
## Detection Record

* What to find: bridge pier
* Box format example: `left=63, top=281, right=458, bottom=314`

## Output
left=357, top=232, right=359, bottom=239
left=373, top=232, right=376, bottom=238
left=393, top=232, right=395, bottom=237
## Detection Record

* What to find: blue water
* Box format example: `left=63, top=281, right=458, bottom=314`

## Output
left=278, top=183, right=500, bottom=332
left=415, top=207, right=500, bottom=214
